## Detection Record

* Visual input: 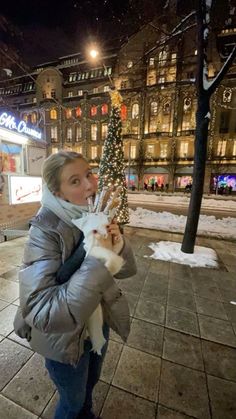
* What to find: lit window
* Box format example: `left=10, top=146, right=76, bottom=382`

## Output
left=217, top=140, right=226, bottom=156
left=22, top=114, right=28, bottom=123
left=101, top=104, right=108, bottom=115
left=93, top=87, right=99, bottom=94
left=91, top=124, right=97, bottom=141
left=50, top=109, right=57, bottom=119
left=132, top=103, right=139, bottom=119
left=91, top=106, right=97, bottom=116
left=31, top=112, right=37, bottom=124
left=130, top=145, right=136, bottom=159
left=52, top=147, right=59, bottom=154
left=1, top=142, right=22, bottom=173
left=171, top=53, right=177, bottom=62
left=76, top=125, right=82, bottom=141
left=158, top=77, right=165, bottom=84
left=78, top=90, right=83, bottom=96
left=76, top=107, right=82, bottom=117
left=33, top=97, right=37, bottom=103
left=194, top=49, right=198, bottom=55
left=150, top=101, right=158, bottom=116
left=68, top=91, right=73, bottom=97
left=163, top=102, right=171, bottom=114
left=160, top=143, right=168, bottom=158
left=91, top=146, right=98, bottom=159
left=127, top=61, right=133, bottom=68
left=158, top=50, right=167, bottom=64
left=180, top=141, right=189, bottom=157
left=67, top=127, right=73, bottom=141
left=101, top=123, right=108, bottom=139
left=101, top=145, right=104, bottom=156
left=104, top=85, right=110, bottom=92
left=233, top=140, right=236, bottom=156
left=149, top=57, right=155, bottom=66
left=121, top=104, right=127, bottom=121
left=147, top=144, right=154, bottom=156
left=183, top=97, right=192, bottom=112
left=50, top=126, right=58, bottom=141
left=66, top=109, right=72, bottom=119
left=75, top=145, right=82, bottom=154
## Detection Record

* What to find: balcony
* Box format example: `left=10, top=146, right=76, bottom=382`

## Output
left=177, top=129, right=195, bottom=136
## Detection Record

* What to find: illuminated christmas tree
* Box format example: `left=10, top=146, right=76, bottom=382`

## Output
left=98, top=89, right=129, bottom=224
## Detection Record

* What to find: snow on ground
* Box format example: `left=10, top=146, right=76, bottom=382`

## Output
left=128, top=192, right=236, bottom=212
left=129, top=207, right=236, bottom=240
left=147, top=241, right=218, bottom=268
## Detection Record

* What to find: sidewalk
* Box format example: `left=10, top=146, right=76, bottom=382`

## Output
left=0, top=228, right=236, bottom=419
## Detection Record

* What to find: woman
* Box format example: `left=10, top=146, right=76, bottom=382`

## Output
left=14, top=150, right=137, bottom=419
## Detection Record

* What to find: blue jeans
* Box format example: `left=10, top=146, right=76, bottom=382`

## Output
left=45, top=324, right=109, bottom=419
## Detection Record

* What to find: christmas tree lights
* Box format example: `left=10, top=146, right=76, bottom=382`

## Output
left=98, top=90, right=129, bottom=224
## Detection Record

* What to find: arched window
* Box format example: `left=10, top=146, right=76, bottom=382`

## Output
left=22, top=113, right=28, bottom=123
left=91, top=106, right=97, bottom=117
left=76, top=107, right=82, bottom=117
left=223, top=88, right=232, bottom=103
left=183, top=97, right=192, bottom=113
left=150, top=101, right=158, bottom=116
left=31, top=112, right=37, bottom=124
left=66, top=109, right=72, bottom=119
left=132, top=103, right=139, bottom=119
left=163, top=102, right=171, bottom=114
left=101, top=104, right=108, bottom=115
left=121, top=104, right=127, bottom=121
left=50, top=109, right=57, bottom=120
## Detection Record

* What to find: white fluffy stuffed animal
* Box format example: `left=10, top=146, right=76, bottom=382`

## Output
left=72, top=190, right=124, bottom=355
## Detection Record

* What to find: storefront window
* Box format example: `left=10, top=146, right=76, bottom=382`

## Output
left=0, top=142, right=22, bottom=173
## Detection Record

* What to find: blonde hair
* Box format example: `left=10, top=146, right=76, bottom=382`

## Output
left=42, top=150, right=85, bottom=192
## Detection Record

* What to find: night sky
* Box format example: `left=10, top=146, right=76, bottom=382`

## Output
left=0, top=0, right=163, bottom=66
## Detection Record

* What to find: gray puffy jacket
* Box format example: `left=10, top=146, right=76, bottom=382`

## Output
left=14, top=207, right=137, bottom=365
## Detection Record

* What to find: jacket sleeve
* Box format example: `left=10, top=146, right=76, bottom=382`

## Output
left=19, top=226, right=114, bottom=334
left=114, top=237, right=137, bottom=279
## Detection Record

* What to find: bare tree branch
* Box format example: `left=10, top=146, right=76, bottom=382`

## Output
left=208, top=45, right=236, bottom=95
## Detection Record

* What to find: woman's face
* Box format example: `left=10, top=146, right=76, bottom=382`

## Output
left=56, top=158, right=97, bottom=205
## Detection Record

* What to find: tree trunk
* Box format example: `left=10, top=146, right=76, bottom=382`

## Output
left=181, top=92, right=210, bottom=253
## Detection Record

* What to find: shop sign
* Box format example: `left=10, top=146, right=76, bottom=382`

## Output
left=0, top=112, right=42, bottom=140
left=9, top=175, right=42, bottom=204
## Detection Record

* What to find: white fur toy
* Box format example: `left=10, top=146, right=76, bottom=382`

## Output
left=72, top=187, right=124, bottom=355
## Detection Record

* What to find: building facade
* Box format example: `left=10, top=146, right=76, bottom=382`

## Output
left=0, top=15, right=236, bottom=195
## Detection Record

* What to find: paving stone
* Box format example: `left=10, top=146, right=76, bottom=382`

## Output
left=0, top=277, right=19, bottom=303
left=113, top=346, right=161, bottom=401
left=93, top=380, right=110, bottom=417
left=0, top=298, right=9, bottom=311
left=2, top=353, right=55, bottom=416
left=41, top=392, right=58, bottom=419
left=195, top=296, right=228, bottom=320
left=217, top=278, right=236, bottom=291
left=100, top=340, right=123, bottom=383
left=101, top=385, right=156, bottom=419
left=1, top=267, right=19, bottom=282
left=0, top=394, right=37, bottom=419
left=0, top=261, right=19, bottom=275
left=168, top=278, right=193, bottom=294
left=127, top=318, right=164, bottom=356
left=192, top=282, right=222, bottom=301
left=8, top=331, right=32, bottom=350
left=163, top=329, right=204, bottom=370
left=0, top=304, right=18, bottom=337
left=208, top=374, right=236, bottom=419
left=157, top=405, right=196, bottom=418
left=159, top=360, right=210, bottom=418
left=140, top=282, right=168, bottom=304
left=220, top=288, right=236, bottom=303
left=149, top=260, right=169, bottom=276
left=169, top=263, right=191, bottom=279
left=198, top=314, right=236, bottom=347
left=223, top=303, right=236, bottom=322
left=166, top=306, right=199, bottom=336
left=202, top=340, right=236, bottom=382
left=125, top=292, right=139, bottom=316
left=0, top=338, right=33, bottom=391
left=135, top=297, right=165, bottom=325
left=168, top=289, right=196, bottom=312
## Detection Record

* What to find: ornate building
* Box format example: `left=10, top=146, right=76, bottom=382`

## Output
left=1, top=11, right=236, bottom=193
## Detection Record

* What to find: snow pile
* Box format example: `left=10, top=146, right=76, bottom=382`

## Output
left=129, top=207, right=236, bottom=240
left=147, top=241, right=218, bottom=268
left=128, top=193, right=236, bottom=212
